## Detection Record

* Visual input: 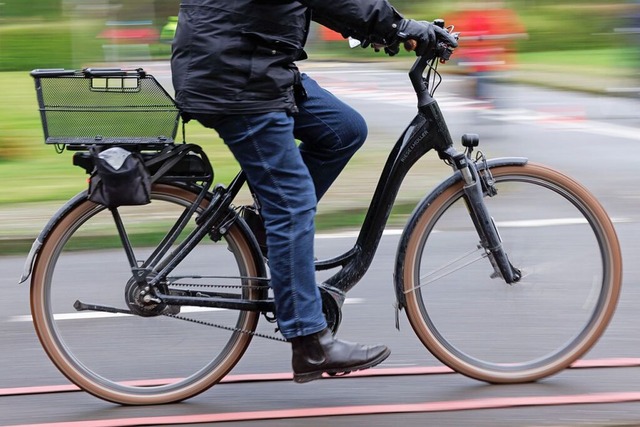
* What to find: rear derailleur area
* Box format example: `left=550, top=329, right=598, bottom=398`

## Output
left=125, top=275, right=182, bottom=317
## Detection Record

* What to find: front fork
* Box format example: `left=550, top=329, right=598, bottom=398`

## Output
left=444, top=142, right=522, bottom=284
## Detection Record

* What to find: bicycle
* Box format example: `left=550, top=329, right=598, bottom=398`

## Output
left=21, top=22, right=622, bottom=405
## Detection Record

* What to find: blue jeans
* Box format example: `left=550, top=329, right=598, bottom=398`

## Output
left=191, top=74, right=367, bottom=339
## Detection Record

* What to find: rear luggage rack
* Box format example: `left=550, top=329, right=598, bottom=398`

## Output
left=31, top=68, right=180, bottom=151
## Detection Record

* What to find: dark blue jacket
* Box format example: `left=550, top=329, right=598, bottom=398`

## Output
left=171, top=0, right=402, bottom=115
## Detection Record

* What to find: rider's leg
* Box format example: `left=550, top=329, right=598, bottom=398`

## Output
left=294, top=73, right=368, bottom=201
left=239, top=74, right=367, bottom=252
left=191, top=111, right=389, bottom=382
left=204, top=112, right=325, bottom=338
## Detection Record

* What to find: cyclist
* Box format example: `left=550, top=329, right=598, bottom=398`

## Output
left=171, top=0, right=457, bottom=383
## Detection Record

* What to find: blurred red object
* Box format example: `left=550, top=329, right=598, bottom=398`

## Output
left=319, top=26, right=346, bottom=42
left=98, top=23, right=159, bottom=44
left=450, top=6, right=527, bottom=73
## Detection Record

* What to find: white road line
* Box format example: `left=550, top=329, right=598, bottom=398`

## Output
left=8, top=298, right=365, bottom=323
left=480, top=108, right=640, bottom=142
left=315, top=229, right=403, bottom=239
left=7, top=216, right=630, bottom=323
left=317, top=217, right=630, bottom=238
left=497, top=217, right=633, bottom=227
left=8, top=306, right=220, bottom=322
left=496, top=218, right=588, bottom=227
left=312, top=72, right=640, bottom=142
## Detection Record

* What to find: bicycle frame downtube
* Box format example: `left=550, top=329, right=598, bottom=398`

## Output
left=320, top=100, right=455, bottom=293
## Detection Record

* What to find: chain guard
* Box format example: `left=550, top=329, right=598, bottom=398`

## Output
left=125, top=277, right=342, bottom=341
left=320, top=287, right=343, bottom=334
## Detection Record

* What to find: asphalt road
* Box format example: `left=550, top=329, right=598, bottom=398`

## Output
left=1, top=62, right=640, bottom=426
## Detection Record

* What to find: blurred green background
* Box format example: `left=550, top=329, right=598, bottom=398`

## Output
left=1, top=0, right=636, bottom=72
left=0, top=0, right=638, bottom=206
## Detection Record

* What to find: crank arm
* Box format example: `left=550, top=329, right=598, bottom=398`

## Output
left=73, top=300, right=134, bottom=315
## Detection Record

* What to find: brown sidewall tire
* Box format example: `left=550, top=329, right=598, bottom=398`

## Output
left=30, top=183, right=263, bottom=404
left=402, top=163, right=622, bottom=383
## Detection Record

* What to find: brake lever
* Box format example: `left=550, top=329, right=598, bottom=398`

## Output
left=405, top=29, right=459, bottom=62
left=437, top=31, right=460, bottom=63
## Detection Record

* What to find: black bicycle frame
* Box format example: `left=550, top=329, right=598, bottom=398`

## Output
left=150, top=55, right=490, bottom=311
left=315, top=54, right=468, bottom=295
left=71, top=53, right=519, bottom=317
left=316, top=96, right=455, bottom=293
left=310, top=53, right=520, bottom=299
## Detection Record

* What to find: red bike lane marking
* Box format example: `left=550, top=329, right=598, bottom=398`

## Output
left=1, top=358, right=639, bottom=398
left=7, top=391, right=640, bottom=427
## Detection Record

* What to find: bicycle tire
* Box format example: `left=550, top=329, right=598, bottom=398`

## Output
left=400, top=163, right=622, bottom=383
left=30, top=183, right=266, bottom=404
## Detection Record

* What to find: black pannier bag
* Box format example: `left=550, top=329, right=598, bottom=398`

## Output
left=88, top=146, right=151, bottom=209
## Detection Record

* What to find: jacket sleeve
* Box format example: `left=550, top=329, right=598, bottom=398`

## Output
left=301, top=0, right=404, bottom=44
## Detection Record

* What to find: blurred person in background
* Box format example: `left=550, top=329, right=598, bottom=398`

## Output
left=628, top=0, right=640, bottom=92
left=171, top=0, right=457, bottom=383
left=614, top=0, right=640, bottom=94
left=450, top=1, right=526, bottom=105
left=632, top=0, right=640, bottom=92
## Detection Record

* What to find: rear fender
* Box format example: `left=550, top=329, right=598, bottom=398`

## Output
left=18, top=181, right=213, bottom=284
left=18, top=191, right=89, bottom=284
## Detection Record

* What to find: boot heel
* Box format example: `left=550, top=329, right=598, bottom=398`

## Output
left=293, top=370, right=323, bottom=383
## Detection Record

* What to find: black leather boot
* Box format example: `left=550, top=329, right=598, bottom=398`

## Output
left=290, top=328, right=391, bottom=383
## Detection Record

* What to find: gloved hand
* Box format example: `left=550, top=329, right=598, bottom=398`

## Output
left=383, top=43, right=400, bottom=56
left=367, top=42, right=400, bottom=56
left=395, top=19, right=436, bottom=56
left=395, top=19, right=458, bottom=56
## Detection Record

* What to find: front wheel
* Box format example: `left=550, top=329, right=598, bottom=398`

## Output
left=30, top=183, right=266, bottom=404
left=400, top=163, right=622, bottom=383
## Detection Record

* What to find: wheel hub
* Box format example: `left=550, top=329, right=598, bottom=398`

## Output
left=124, top=277, right=168, bottom=317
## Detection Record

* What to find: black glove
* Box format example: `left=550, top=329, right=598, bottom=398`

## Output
left=395, top=19, right=458, bottom=56
left=395, top=19, right=436, bottom=56
left=383, top=43, right=400, bottom=56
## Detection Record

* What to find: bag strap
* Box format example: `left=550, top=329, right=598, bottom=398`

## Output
left=88, top=143, right=200, bottom=184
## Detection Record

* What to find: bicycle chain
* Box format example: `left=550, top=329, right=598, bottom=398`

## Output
left=162, top=312, right=287, bottom=342
left=167, top=280, right=266, bottom=290
left=161, top=280, right=287, bottom=342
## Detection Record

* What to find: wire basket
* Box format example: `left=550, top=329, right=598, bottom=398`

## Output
left=31, top=68, right=180, bottom=150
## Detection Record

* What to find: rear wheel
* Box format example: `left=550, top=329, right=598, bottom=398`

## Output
left=30, top=183, right=266, bottom=404
left=401, top=163, right=622, bottom=383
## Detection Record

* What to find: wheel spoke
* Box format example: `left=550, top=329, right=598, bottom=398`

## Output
left=401, top=164, right=621, bottom=383
left=30, top=184, right=264, bottom=404
left=407, top=247, right=488, bottom=293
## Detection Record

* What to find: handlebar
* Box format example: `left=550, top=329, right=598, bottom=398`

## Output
left=406, top=19, right=459, bottom=98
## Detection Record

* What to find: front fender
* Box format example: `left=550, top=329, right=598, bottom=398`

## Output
left=393, top=157, right=528, bottom=309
